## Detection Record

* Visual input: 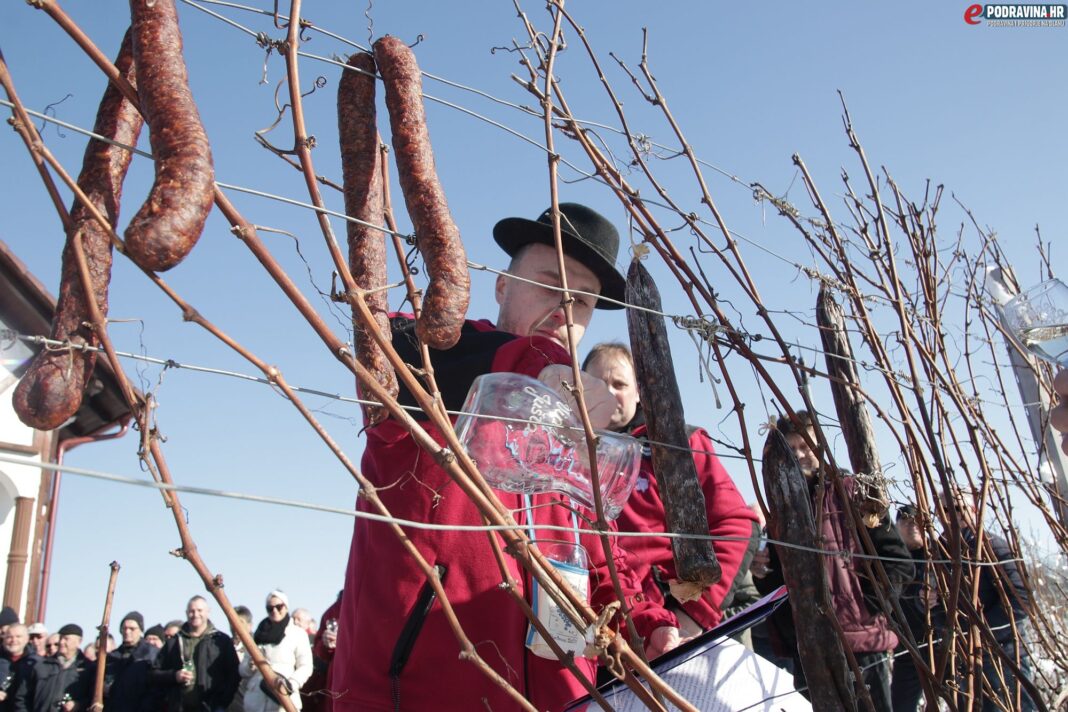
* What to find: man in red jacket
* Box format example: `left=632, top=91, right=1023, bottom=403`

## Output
left=583, top=342, right=761, bottom=637
left=332, top=204, right=682, bottom=712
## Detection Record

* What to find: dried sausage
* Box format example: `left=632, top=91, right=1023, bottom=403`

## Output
left=123, top=0, right=214, bottom=272
left=373, top=35, right=469, bottom=350
left=338, top=52, right=397, bottom=426
left=14, top=30, right=144, bottom=430
left=626, top=260, right=722, bottom=588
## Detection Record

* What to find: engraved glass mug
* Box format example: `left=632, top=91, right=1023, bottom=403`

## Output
left=455, top=372, right=642, bottom=519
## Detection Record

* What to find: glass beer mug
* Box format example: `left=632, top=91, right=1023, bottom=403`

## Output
left=454, top=372, right=642, bottom=519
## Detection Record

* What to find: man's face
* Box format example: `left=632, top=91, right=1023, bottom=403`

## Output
left=121, top=620, right=142, bottom=647
left=145, top=634, right=163, bottom=649
left=291, top=610, right=311, bottom=631
left=57, top=634, right=80, bottom=659
left=45, top=634, right=59, bottom=656
left=3, top=625, right=27, bottom=656
left=28, top=630, right=46, bottom=656
left=942, top=491, right=977, bottom=531
left=585, top=353, right=640, bottom=431
left=164, top=625, right=180, bottom=639
left=186, top=599, right=209, bottom=634
left=784, top=428, right=819, bottom=478
left=897, top=517, right=923, bottom=550
left=495, top=243, right=602, bottom=350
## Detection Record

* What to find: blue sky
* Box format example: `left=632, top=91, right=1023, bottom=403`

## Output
left=0, top=2, right=1065, bottom=633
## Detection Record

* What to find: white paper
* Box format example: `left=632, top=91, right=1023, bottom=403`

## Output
left=569, top=639, right=811, bottom=712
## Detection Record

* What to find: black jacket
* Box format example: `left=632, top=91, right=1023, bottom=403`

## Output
left=104, top=639, right=159, bottom=712
left=964, top=529, right=1031, bottom=641
left=150, top=622, right=238, bottom=712
left=0, top=648, right=37, bottom=712
left=13, top=653, right=91, bottom=712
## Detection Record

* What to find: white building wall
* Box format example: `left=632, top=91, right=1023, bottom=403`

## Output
left=0, top=322, right=44, bottom=616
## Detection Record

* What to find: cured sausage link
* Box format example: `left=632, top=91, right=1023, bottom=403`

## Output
left=123, top=0, right=214, bottom=272
left=626, top=260, right=722, bottom=588
left=338, top=52, right=397, bottom=426
left=13, top=30, right=144, bottom=430
left=373, top=35, right=469, bottom=350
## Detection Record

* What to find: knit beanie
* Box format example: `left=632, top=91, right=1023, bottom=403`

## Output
left=121, top=611, right=145, bottom=631
left=0, top=607, right=18, bottom=627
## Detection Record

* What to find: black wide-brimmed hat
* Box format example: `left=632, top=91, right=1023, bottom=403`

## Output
left=896, top=504, right=919, bottom=521
left=493, top=203, right=625, bottom=309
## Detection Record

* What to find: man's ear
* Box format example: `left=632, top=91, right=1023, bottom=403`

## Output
left=495, top=272, right=508, bottom=306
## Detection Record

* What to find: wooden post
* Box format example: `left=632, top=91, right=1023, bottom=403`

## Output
left=91, top=562, right=121, bottom=711
left=762, top=430, right=857, bottom=711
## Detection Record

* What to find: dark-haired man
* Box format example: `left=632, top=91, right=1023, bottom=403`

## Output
left=105, top=611, right=158, bottom=712
left=753, top=410, right=913, bottom=712
left=332, top=204, right=682, bottom=712
left=889, top=504, right=944, bottom=712
left=941, top=489, right=1034, bottom=711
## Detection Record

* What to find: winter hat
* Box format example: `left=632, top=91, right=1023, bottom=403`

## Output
left=265, top=590, right=290, bottom=609
left=0, top=607, right=18, bottom=627
left=145, top=624, right=165, bottom=640
left=121, top=611, right=144, bottom=631
left=57, top=623, right=83, bottom=638
left=896, top=504, right=920, bottom=521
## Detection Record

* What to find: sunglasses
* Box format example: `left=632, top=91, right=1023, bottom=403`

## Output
left=267, top=604, right=286, bottom=612
left=29, top=633, right=44, bottom=639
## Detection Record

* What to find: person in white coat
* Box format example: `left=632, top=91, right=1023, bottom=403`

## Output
left=239, top=590, right=313, bottom=712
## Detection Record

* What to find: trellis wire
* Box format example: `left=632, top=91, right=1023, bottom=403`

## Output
left=0, top=453, right=1025, bottom=569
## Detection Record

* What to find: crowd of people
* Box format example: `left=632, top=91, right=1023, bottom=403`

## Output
left=3, top=202, right=1057, bottom=711
left=0, top=591, right=340, bottom=712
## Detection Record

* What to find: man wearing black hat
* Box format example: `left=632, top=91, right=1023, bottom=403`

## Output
left=13, top=623, right=90, bottom=712
left=102, top=612, right=158, bottom=711
left=331, top=204, right=682, bottom=712
left=889, top=504, right=944, bottom=712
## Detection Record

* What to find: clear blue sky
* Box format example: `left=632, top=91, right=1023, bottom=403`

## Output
left=0, top=2, right=1064, bottom=633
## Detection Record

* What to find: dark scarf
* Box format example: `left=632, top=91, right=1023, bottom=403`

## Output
left=254, top=614, right=290, bottom=646
left=621, top=405, right=645, bottom=435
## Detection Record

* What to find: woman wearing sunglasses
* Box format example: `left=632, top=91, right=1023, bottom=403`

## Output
left=239, top=590, right=313, bottom=712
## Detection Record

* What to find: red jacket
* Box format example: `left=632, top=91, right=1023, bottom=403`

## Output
left=614, top=423, right=759, bottom=630
left=332, top=319, right=676, bottom=712
left=301, top=595, right=341, bottom=712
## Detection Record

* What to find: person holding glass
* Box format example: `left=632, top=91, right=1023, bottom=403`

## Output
left=582, top=342, right=761, bottom=638
left=1054, top=369, right=1068, bottom=454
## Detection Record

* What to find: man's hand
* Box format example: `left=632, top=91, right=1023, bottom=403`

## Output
left=750, top=546, right=771, bottom=579
left=1053, top=368, right=1068, bottom=456
left=644, top=626, right=682, bottom=659
left=537, top=365, right=615, bottom=430
left=176, top=668, right=194, bottom=685
left=323, top=627, right=337, bottom=650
